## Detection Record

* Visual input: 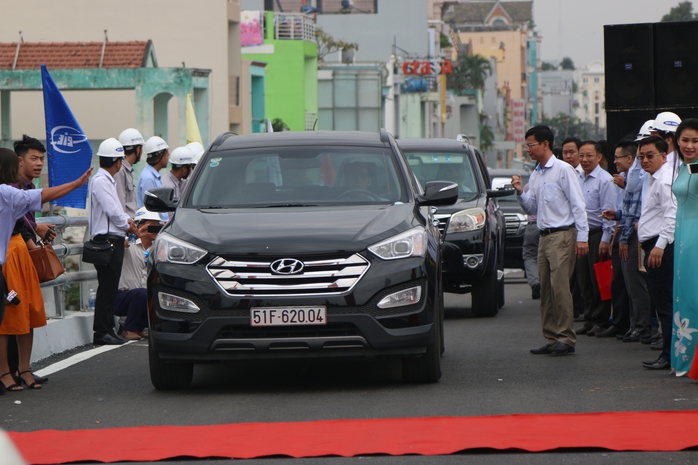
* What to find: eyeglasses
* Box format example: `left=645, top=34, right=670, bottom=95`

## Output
left=636, top=152, right=664, bottom=161
left=613, top=154, right=632, bottom=160
left=524, top=142, right=541, bottom=150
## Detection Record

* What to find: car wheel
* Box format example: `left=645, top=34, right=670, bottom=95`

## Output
left=402, top=305, right=442, bottom=383
left=471, top=271, right=499, bottom=317
left=496, top=268, right=505, bottom=309
left=149, top=341, right=194, bottom=390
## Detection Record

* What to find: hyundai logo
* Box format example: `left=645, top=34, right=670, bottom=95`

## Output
left=270, top=258, right=304, bottom=275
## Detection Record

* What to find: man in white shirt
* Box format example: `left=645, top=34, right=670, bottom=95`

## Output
left=114, top=207, right=162, bottom=340
left=88, top=138, right=137, bottom=345
left=636, top=136, right=676, bottom=370
left=512, top=126, right=589, bottom=356
left=561, top=137, right=584, bottom=176
left=574, top=141, right=617, bottom=336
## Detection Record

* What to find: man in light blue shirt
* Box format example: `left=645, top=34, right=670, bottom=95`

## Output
left=512, top=126, right=588, bottom=356
left=137, top=136, right=170, bottom=208
left=574, top=141, right=617, bottom=336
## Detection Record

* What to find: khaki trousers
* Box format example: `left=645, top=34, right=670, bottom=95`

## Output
left=538, top=227, right=577, bottom=347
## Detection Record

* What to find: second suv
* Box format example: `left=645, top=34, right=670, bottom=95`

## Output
left=398, top=138, right=512, bottom=317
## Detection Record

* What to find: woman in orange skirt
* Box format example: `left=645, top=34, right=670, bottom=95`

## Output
left=0, top=156, right=45, bottom=391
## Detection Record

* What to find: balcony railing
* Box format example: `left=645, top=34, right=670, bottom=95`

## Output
left=275, top=13, right=315, bottom=42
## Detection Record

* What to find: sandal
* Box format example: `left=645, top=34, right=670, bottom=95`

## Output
left=1, top=372, right=23, bottom=391
left=17, top=370, right=42, bottom=389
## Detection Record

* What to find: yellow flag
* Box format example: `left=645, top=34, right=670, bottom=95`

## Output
left=186, top=93, right=203, bottom=144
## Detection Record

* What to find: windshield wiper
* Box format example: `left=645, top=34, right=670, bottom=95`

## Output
left=256, top=203, right=319, bottom=208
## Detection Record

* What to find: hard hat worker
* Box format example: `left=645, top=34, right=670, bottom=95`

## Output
left=162, top=146, right=196, bottom=202
left=114, top=128, right=145, bottom=219
left=88, top=138, right=138, bottom=346
left=137, top=136, right=169, bottom=208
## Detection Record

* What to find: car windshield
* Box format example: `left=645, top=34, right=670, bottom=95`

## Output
left=491, top=175, right=529, bottom=202
left=186, top=146, right=407, bottom=208
left=404, top=151, right=480, bottom=200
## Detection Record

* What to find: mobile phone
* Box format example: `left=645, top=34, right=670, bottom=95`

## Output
left=147, top=225, right=163, bottom=233
left=42, top=227, right=56, bottom=242
left=688, top=163, right=698, bottom=175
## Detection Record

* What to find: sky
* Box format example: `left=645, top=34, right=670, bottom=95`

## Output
left=532, top=0, right=677, bottom=68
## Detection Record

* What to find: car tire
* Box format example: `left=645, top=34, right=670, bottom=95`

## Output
left=471, top=271, right=499, bottom=317
left=149, top=341, right=194, bottom=390
left=402, top=305, right=442, bottom=383
left=496, top=268, right=505, bottom=309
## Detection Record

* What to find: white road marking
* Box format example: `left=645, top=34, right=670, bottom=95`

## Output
left=34, top=341, right=136, bottom=378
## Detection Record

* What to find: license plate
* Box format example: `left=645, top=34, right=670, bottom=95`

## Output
left=250, top=307, right=327, bottom=327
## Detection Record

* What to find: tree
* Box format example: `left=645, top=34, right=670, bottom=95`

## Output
left=439, top=32, right=451, bottom=49
left=540, top=112, right=604, bottom=142
left=560, top=57, right=575, bottom=70
left=479, top=123, right=495, bottom=153
left=662, top=1, right=698, bottom=21
left=541, top=61, right=556, bottom=71
left=271, top=118, right=289, bottom=132
left=447, top=54, right=492, bottom=92
left=315, top=27, right=358, bottom=62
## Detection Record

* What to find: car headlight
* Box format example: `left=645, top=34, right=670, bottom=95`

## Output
left=368, top=227, right=427, bottom=260
left=447, top=208, right=486, bottom=233
left=152, top=232, right=207, bottom=265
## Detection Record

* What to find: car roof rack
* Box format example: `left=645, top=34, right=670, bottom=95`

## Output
left=209, top=132, right=239, bottom=151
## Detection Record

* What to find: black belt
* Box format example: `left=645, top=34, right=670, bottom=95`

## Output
left=589, top=227, right=602, bottom=234
left=640, top=236, right=658, bottom=250
left=539, top=225, right=574, bottom=236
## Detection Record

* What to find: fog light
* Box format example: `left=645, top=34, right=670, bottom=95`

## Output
left=377, top=286, right=422, bottom=309
left=463, top=254, right=484, bottom=269
left=158, top=292, right=200, bottom=313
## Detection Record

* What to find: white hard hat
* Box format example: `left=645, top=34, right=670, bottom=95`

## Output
left=134, top=207, right=164, bottom=223
left=96, top=138, right=125, bottom=158
left=650, top=112, right=681, bottom=134
left=143, top=136, right=169, bottom=156
left=635, top=120, right=655, bottom=142
left=186, top=142, right=205, bottom=163
left=169, top=146, right=196, bottom=165
left=117, top=128, right=145, bottom=147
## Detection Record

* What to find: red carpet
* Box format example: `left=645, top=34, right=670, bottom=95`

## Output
left=9, top=410, right=698, bottom=464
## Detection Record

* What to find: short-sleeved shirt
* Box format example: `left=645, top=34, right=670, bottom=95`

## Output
left=114, top=159, right=138, bottom=219
left=137, top=164, right=162, bottom=208
left=0, top=185, right=43, bottom=265
left=119, top=239, right=147, bottom=291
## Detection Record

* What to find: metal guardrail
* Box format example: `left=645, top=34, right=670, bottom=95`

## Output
left=36, top=215, right=97, bottom=318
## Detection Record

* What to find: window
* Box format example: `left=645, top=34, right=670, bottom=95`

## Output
left=583, top=78, right=588, bottom=84
left=594, top=77, right=600, bottom=84
left=595, top=102, right=599, bottom=114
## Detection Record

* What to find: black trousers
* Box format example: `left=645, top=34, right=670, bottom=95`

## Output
left=577, top=229, right=612, bottom=326
left=93, top=236, right=125, bottom=338
left=642, top=238, right=674, bottom=361
left=610, top=233, right=630, bottom=333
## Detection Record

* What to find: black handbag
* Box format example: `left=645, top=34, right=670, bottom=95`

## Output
left=82, top=217, right=114, bottom=266
left=82, top=237, right=114, bottom=266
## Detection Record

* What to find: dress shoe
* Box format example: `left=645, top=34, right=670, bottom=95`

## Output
left=93, top=333, right=127, bottom=345
left=650, top=339, right=663, bottom=351
left=530, top=344, right=552, bottom=354
left=586, top=325, right=606, bottom=337
left=617, top=328, right=633, bottom=340
left=596, top=325, right=618, bottom=338
left=574, top=316, right=585, bottom=323
left=548, top=341, right=575, bottom=355
left=623, top=330, right=649, bottom=342
left=531, top=284, right=541, bottom=300
left=643, top=357, right=670, bottom=370
left=122, top=330, right=143, bottom=341
left=575, top=324, right=593, bottom=335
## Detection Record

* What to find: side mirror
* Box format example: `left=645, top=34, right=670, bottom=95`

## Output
left=486, top=187, right=516, bottom=198
left=144, top=187, right=177, bottom=212
left=417, top=181, right=458, bottom=206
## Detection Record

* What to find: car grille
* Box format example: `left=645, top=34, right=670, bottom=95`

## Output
left=503, top=213, right=526, bottom=236
left=206, top=253, right=370, bottom=297
left=434, top=214, right=451, bottom=235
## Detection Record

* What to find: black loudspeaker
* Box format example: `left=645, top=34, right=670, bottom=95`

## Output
left=654, top=21, right=698, bottom=107
left=604, top=24, right=654, bottom=110
left=606, top=109, right=656, bottom=150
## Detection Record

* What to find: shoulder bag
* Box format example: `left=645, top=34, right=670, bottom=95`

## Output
left=25, top=218, right=65, bottom=283
left=82, top=217, right=114, bottom=266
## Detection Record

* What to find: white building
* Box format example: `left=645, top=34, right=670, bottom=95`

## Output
left=574, top=61, right=606, bottom=130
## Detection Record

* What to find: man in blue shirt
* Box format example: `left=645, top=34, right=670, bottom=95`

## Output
left=136, top=136, right=169, bottom=208
left=512, top=126, right=589, bottom=356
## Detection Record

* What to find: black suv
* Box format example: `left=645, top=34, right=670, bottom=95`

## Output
left=144, top=130, right=457, bottom=389
left=489, top=169, right=531, bottom=270
left=397, top=139, right=512, bottom=317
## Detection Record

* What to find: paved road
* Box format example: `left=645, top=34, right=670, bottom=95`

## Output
left=3, top=281, right=698, bottom=464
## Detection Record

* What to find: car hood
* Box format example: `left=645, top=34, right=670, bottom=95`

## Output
left=167, top=204, right=419, bottom=256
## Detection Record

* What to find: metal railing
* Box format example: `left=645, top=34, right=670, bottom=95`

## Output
left=36, top=215, right=97, bottom=319
left=275, top=13, right=315, bottom=42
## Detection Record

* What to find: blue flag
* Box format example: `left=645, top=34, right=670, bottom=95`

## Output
left=41, top=65, right=92, bottom=209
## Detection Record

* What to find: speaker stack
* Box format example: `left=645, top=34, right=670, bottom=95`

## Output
left=605, top=21, right=698, bottom=150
